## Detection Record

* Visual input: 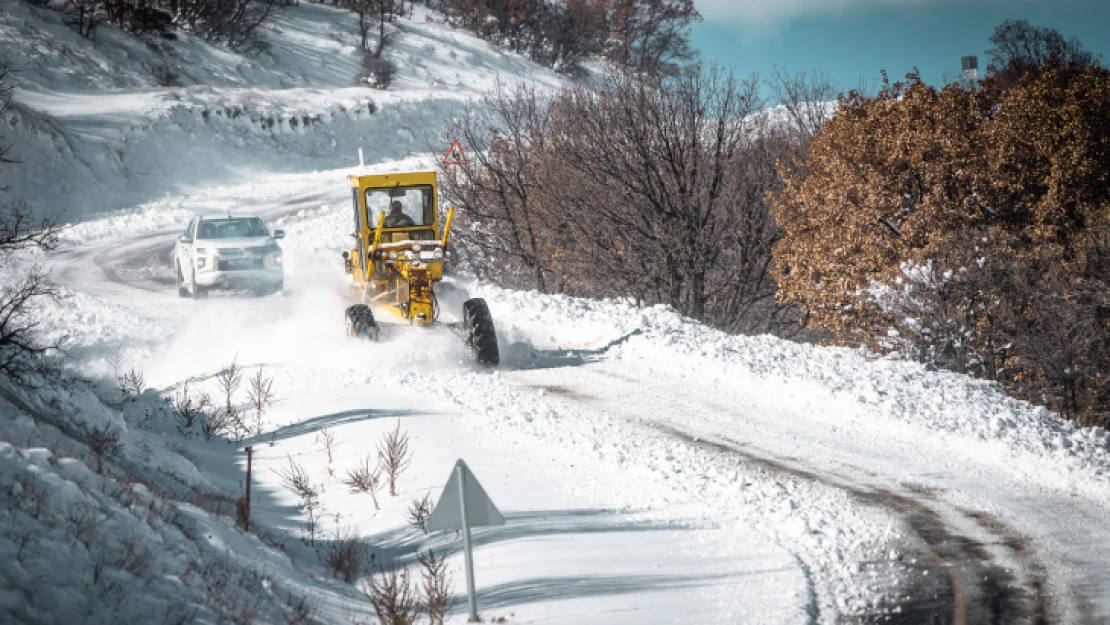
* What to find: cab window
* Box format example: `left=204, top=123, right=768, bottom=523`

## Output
left=366, top=185, right=434, bottom=228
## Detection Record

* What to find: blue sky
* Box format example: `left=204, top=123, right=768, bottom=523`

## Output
left=690, top=0, right=1110, bottom=97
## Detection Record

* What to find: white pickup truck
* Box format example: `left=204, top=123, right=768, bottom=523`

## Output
left=174, top=212, right=285, bottom=297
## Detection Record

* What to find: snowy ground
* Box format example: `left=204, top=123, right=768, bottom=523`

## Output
left=2, top=1, right=1110, bottom=623
left=0, top=159, right=1104, bottom=624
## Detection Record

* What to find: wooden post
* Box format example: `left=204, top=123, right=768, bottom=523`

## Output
left=244, top=445, right=253, bottom=532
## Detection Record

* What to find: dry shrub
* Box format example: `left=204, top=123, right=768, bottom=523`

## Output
left=416, top=548, right=453, bottom=625
left=247, top=366, right=275, bottom=437
left=275, top=456, right=321, bottom=543
left=119, top=367, right=146, bottom=395
left=82, top=422, right=123, bottom=474
left=365, top=558, right=419, bottom=625
left=343, top=454, right=383, bottom=511
left=406, top=493, right=432, bottom=534
left=172, top=382, right=211, bottom=431
left=378, top=420, right=411, bottom=497
left=772, top=64, right=1110, bottom=426
left=321, top=528, right=369, bottom=583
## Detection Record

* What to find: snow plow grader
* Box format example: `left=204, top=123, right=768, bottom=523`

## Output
left=342, top=171, right=499, bottom=365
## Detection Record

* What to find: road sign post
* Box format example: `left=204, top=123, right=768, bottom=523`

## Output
left=426, top=459, right=504, bottom=623
left=458, top=465, right=478, bottom=621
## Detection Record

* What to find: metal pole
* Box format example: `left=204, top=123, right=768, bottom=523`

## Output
left=458, top=465, right=478, bottom=622
left=359, top=148, right=365, bottom=167
left=244, top=446, right=253, bottom=532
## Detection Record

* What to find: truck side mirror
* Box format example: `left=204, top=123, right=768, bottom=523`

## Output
left=342, top=251, right=349, bottom=259
left=179, top=235, right=192, bottom=244
left=272, top=229, right=286, bottom=240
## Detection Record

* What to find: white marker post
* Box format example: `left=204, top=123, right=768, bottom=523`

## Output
left=358, top=147, right=365, bottom=167
left=458, top=465, right=478, bottom=621
left=426, top=460, right=504, bottom=623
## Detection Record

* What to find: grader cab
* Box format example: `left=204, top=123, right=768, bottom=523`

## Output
left=342, top=171, right=499, bottom=365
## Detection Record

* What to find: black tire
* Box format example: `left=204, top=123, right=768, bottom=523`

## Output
left=463, top=298, right=499, bottom=366
left=345, top=304, right=379, bottom=340
left=176, top=263, right=189, bottom=298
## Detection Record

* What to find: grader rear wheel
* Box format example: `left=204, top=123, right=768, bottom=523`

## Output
left=463, top=298, right=499, bottom=366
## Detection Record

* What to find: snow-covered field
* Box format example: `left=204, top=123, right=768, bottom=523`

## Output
left=2, top=2, right=1110, bottom=624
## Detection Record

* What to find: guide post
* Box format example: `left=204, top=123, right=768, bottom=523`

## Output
left=426, top=459, right=504, bottom=622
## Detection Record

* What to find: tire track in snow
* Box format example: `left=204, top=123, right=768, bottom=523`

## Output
left=509, top=364, right=1060, bottom=625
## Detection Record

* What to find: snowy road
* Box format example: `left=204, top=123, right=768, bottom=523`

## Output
left=41, top=169, right=1110, bottom=624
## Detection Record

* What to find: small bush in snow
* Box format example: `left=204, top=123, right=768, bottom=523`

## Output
left=360, top=56, right=395, bottom=89
left=119, top=367, right=146, bottom=395
left=81, top=422, right=123, bottom=474
left=405, top=493, right=432, bottom=534
left=377, top=420, right=412, bottom=497
left=275, top=456, right=321, bottom=543
left=416, top=548, right=453, bottom=625
left=364, top=557, right=419, bottom=625
left=216, top=357, right=248, bottom=441
left=320, top=527, right=369, bottom=583
left=343, top=454, right=383, bottom=510
left=246, top=366, right=275, bottom=437
left=172, top=382, right=211, bottom=432
left=316, top=427, right=336, bottom=477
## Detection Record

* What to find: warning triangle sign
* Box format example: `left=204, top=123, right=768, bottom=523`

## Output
left=426, top=459, right=504, bottom=532
left=442, top=139, right=467, bottom=167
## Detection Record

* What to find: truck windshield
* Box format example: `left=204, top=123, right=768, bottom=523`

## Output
left=197, top=218, right=268, bottom=240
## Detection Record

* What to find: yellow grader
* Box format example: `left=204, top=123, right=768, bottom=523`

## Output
left=342, top=170, right=499, bottom=365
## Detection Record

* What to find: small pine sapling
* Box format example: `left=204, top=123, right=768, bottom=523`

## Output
left=343, top=455, right=383, bottom=511
left=377, top=420, right=412, bottom=496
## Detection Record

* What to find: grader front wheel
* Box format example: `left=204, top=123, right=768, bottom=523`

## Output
left=463, top=298, right=499, bottom=366
left=345, top=304, right=380, bottom=341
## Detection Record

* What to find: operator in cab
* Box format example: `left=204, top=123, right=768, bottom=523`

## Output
left=384, top=200, right=415, bottom=228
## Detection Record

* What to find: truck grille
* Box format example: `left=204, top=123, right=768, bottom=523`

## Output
left=217, top=258, right=264, bottom=271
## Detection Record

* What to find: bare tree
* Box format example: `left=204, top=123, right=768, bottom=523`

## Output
left=416, top=548, right=452, bottom=625
left=0, top=61, right=64, bottom=381
left=768, top=66, right=840, bottom=142
left=985, top=18, right=1101, bottom=89
left=437, top=81, right=557, bottom=291
left=343, top=455, right=384, bottom=510
left=377, top=420, right=412, bottom=497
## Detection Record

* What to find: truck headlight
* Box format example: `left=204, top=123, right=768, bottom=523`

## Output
left=197, top=258, right=206, bottom=269
left=389, top=251, right=397, bottom=260
left=433, top=248, right=444, bottom=260
left=274, top=254, right=283, bottom=265
left=413, top=244, right=422, bottom=253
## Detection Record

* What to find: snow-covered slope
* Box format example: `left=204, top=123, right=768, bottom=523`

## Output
left=0, top=1, right=560, bottom=222
left=1, top=161, right=1101, bottom=623
left=4, top=2, right=1110, bottom=623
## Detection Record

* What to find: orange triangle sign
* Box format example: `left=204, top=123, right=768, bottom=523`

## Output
left=443, top=139, right=467, bottom=166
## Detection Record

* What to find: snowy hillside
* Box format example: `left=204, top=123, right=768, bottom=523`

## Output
left=2, top=2, right=1110, bottom=624
left=0, top=1, right=560, bottom=221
